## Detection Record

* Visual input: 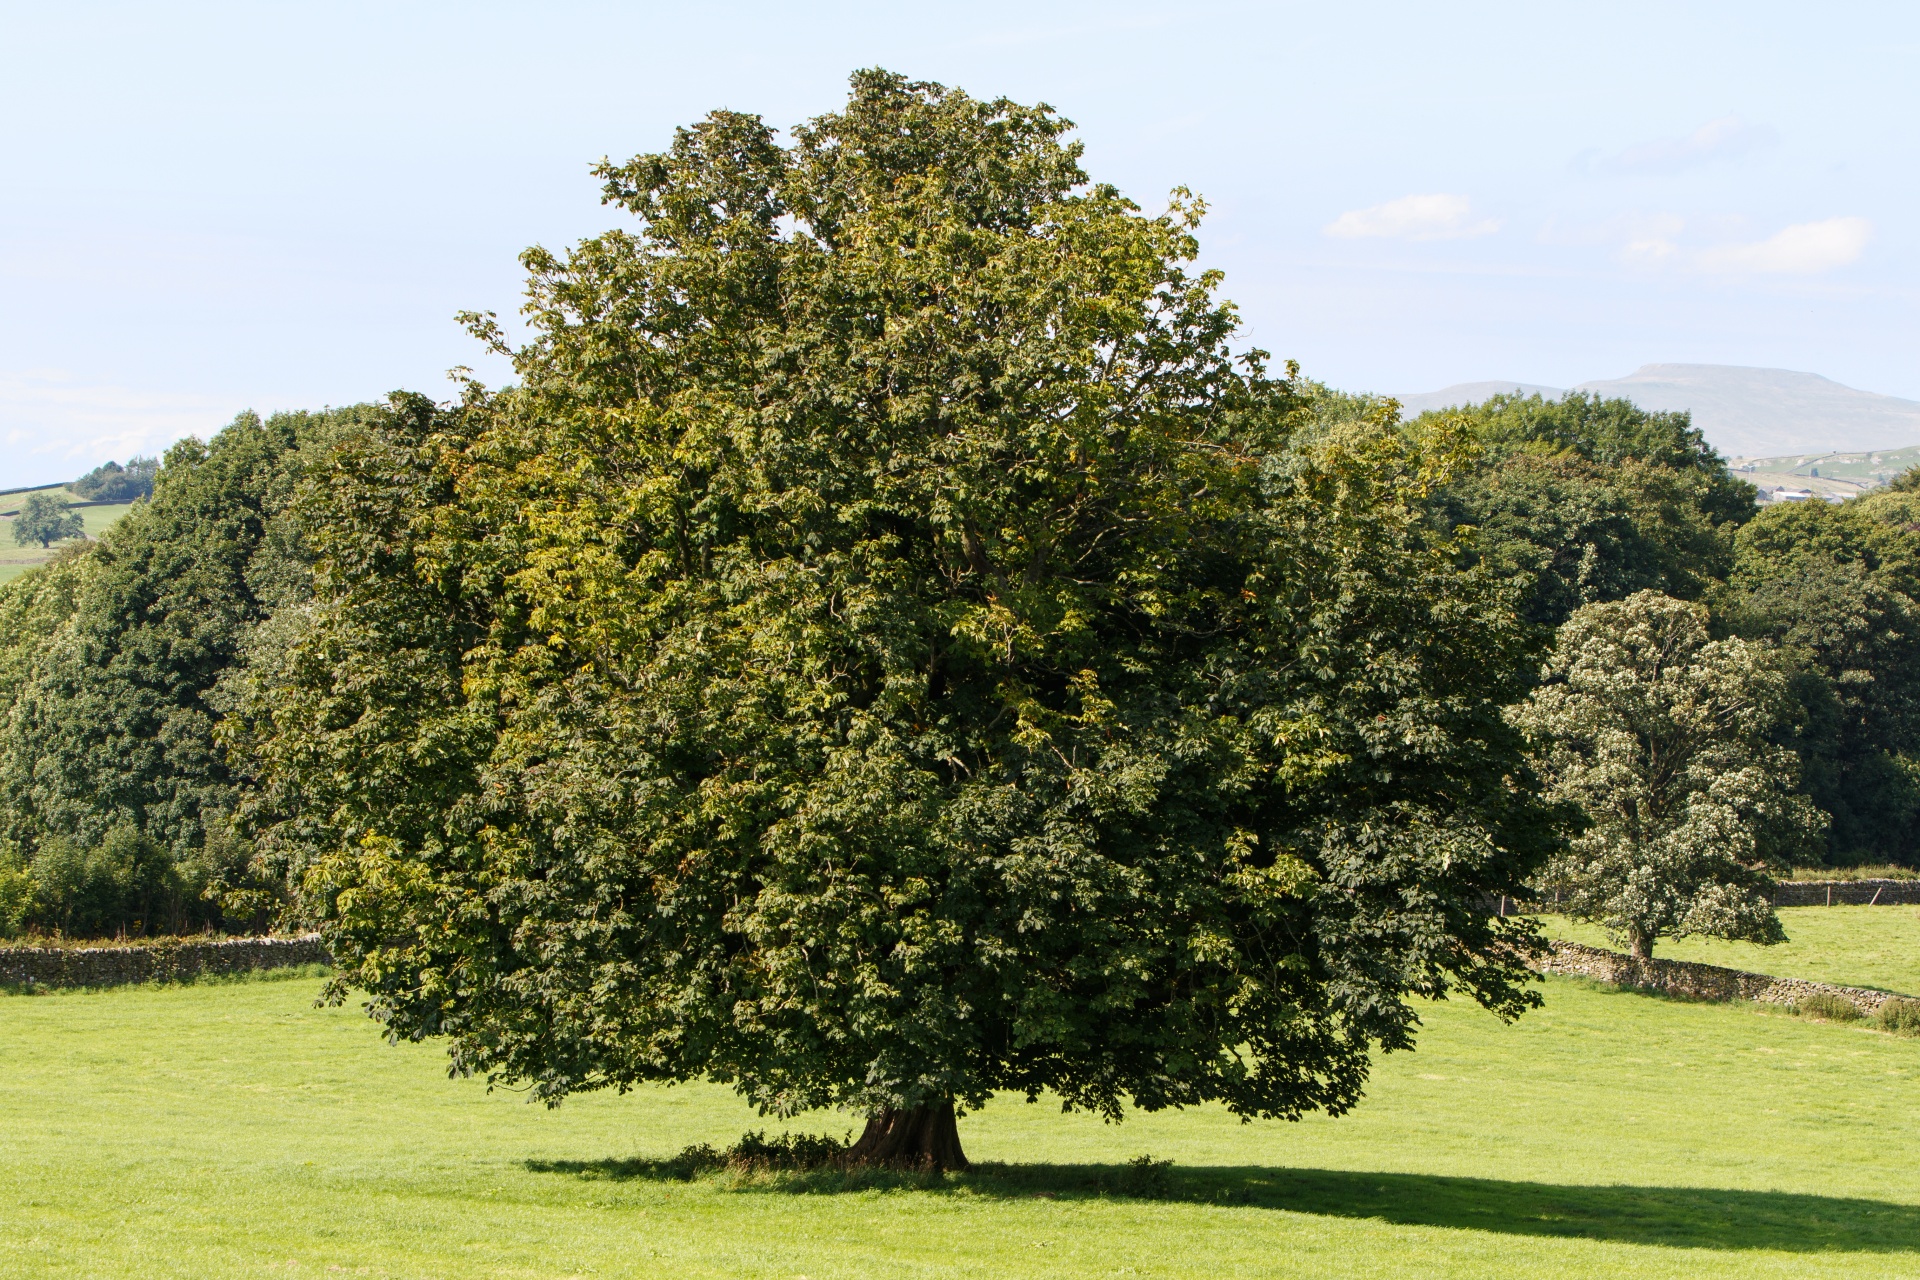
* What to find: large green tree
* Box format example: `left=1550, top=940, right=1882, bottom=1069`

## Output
left=1512, top=591, right=1824, bottom=958
left=245, top=71, right=1559, bottom=1167
left=1714, top=493, right=1920, bottom=863
left=0, top=406, right=379, bottom=934
left=1424, top=392, right=1755, bottom=629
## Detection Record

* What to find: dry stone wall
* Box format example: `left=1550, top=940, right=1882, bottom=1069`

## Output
left=0, top=935, right=328, bottom=989
left=1533, top=939, right=1904, bottom=1015
left=1770, top=879, right=1920, bottom=906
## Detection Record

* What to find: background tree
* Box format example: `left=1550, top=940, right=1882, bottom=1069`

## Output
left=72, top=456, right=159, bottom=503
left=243, top=71, right=1560, bottom=1169
left=11, top=491, right=85, bottom=548
left=1422, top=392, right=1755, bottom=629
left=1712, top=496, right=1920, bottom=865
left=1513, top=590, right=1824, bottom=958
left=0, top=405, right=384, bottom=936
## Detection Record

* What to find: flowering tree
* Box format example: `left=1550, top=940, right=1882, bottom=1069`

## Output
left=1513, top=590, right=1824, bottom=958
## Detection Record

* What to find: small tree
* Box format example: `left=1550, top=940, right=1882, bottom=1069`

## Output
left=1512, top=590, right=1824, bottom=958
left=11, top=492, right=85, bottom=549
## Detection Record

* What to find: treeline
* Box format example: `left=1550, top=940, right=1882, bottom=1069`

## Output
left=0, top=383, right=1910, bottom=940
left=1424, top=391, right=1920, bottom=864
left=0, top=406, right=395, bottom=937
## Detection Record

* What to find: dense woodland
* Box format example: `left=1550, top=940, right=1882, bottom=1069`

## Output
left=5, top=388, right=1912, bottom=941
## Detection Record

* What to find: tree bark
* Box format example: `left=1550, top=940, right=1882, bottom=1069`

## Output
left=1628, top=929, right=1653, bottom=960
left=843, top=1100, right=968, bottom=1171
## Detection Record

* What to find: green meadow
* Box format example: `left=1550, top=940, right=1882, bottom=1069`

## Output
left=0, top=492, right=135, bottom=584
left=4, top=905, right=1919, bottom=1278
left=1548, top=904, right=1920, bottom=995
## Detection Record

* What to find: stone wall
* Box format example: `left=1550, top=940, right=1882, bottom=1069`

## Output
left=1533, top=939, right=1905, bottom=1015
left=1770, top=879, right=1920, bottom=906
left=0, top=934, right=328, bottom=990
left=1487, top=879, right=1920, bottom=916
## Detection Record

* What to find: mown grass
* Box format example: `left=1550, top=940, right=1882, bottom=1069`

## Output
left=5, top=952, right=1920, bottom=1279
left=1546, top=904, right=1920, bottom=994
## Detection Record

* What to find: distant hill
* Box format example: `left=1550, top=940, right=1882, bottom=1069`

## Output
left=1394, top=381, right=1567, bottom=416
left=1395, top=364, right=1920, bottom=460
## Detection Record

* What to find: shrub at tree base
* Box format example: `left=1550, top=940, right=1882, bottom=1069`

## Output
left=239, top=70, right=1560, bottom=1168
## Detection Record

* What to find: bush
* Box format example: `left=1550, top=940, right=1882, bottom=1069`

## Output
left=1877, top=998, right=1920, bottom=1037
left=668, top=1130, right=851, bottom=1177
left=1116, top=1154, right=1175, bottom=1199
left=0, top=852, right=30, bottom=937
left=24, top=826, right=238, bottom=938
left=1794, top=992, right=1864, bottom=1022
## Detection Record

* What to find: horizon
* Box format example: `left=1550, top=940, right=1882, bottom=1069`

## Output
left=4, top=2, right=1917, bottom=486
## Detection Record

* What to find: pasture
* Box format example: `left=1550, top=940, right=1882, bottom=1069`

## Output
left=2, top=908, right=1917, bottom=1277
left=0, top=493, right=135, bottom=584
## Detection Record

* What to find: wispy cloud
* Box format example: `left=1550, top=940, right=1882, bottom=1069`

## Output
left=1694, top=217, right=1872, bottom=274
left=1323, top=194, right=1501, bottom=242
left=0, top=371, right=234, bottom=488
left=1593, top=116, right=1779, bottom=176
left=1596, top=215, right=1872, bottom=276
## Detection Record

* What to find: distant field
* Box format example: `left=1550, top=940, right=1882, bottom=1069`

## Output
left=0, top=488, right=135, bottom=584
left=1545, top=905, right=1920, bottom=996
left=1731, top=442, right=1920, bottom=500
left=4, top=922, right=1920, bottom=1277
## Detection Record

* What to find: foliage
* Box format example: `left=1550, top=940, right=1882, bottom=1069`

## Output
left=243, top=71, right=1559, bottom=1139
left=1512, top=591, right=1824, bottom=958
left=0, top=405, right=388, bottom=936
left=1714, top=497, right=1920, bottom=864
left=1424, top=392, right=1755, bottom=628
left=72, top=456, right=159, bottom=503
left=0, top=849, right=29, bottom=938
left=10, top=491, right=85, bottom=549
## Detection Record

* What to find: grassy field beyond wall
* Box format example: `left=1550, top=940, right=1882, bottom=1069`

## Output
left=0, top=489, right=136, bottom=584
left=4, top=909, right=1920, bottom=1278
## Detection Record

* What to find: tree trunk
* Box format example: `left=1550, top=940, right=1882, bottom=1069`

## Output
left=844, top=1100, right=968, bottom=1171
left=1628, top=930, right=1653, bottom=960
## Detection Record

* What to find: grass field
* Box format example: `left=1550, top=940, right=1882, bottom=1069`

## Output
left=0, top=492, right=135, bottom=584
left=5, top=929, right=1920, bottom=1278
left=1546, top=904, right=1920, bottom=995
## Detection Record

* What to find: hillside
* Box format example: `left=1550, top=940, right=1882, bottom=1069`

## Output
left=0, top=485, right=135, bottom=584
left=1396, top=364, right=1920, bottom=462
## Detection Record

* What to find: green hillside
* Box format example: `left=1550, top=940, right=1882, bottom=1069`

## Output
left=1731, top=444, right=1920, bottom=501
left=0, top=486, right=136, bottom=584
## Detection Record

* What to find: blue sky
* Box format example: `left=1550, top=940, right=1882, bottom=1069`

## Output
left=2, top=1, right=1915, bottom=486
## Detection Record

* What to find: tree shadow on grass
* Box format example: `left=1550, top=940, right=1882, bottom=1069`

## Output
left=526, top=1157, right=1920, bottom=1253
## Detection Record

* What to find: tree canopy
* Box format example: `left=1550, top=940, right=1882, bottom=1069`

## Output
left=73, top=456, right=159, bottom=503
left=1423, top=392, right=1755, bottom=629
left=1512, top=590, right=1823, bottom=958
left=11, top=491, right=85, bottom=549
left=1714, top=493, right=1920, bottom=863
left=0, top=406, right=376, bottom=937
left=243, top=71, right=1559, bottom=1165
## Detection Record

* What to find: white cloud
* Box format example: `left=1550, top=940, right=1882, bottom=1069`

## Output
left=1694, top=217, right=1872, bottom=274
left=1323, top=194, right=1501, bottom=241
left=0, top=371, right=234, bottom=488
left=1600, top=116, right=1779, bottom=176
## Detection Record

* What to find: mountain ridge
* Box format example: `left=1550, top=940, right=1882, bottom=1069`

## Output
left=1395, top=364, right=1920, bottom=458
